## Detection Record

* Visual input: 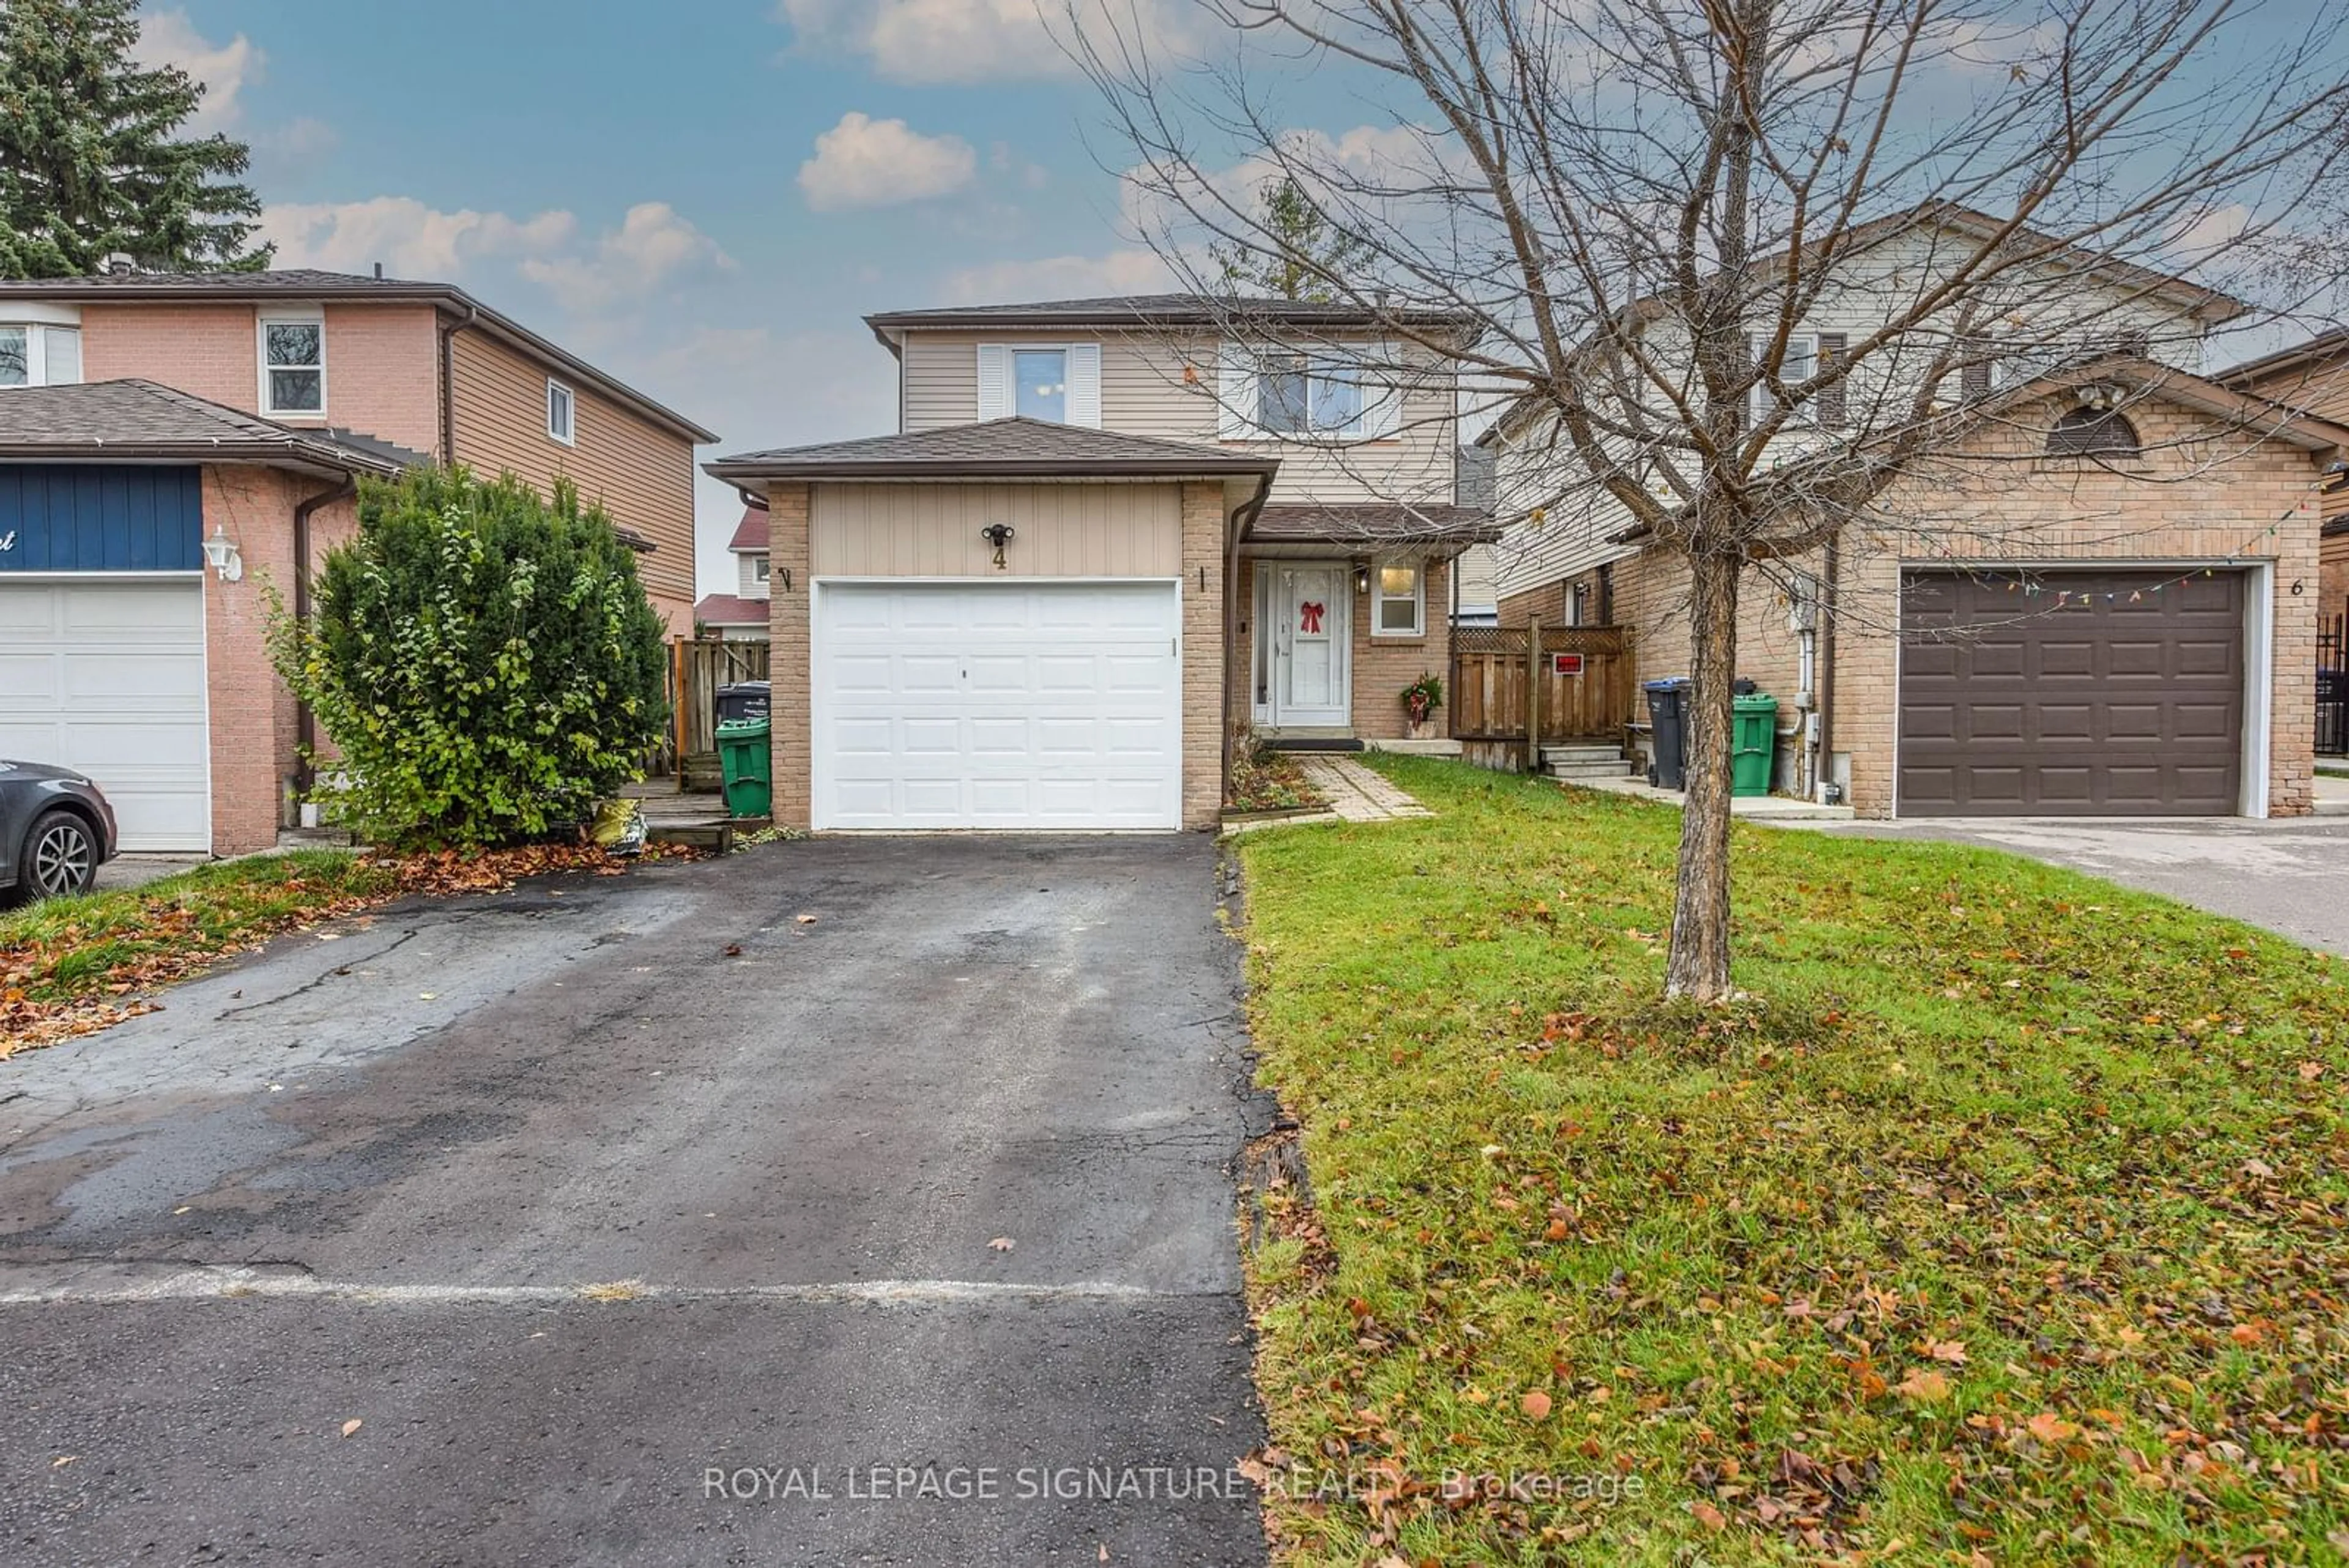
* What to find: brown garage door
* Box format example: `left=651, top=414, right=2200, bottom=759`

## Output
left=1898, top=568, right=2244, bottom=816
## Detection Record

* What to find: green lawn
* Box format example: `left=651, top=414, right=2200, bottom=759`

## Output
left=1, top=852, right=396, bottom=1055
left=1234, top=756, right=2349, bottom=1566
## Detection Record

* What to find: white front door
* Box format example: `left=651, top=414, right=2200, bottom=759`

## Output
left=1263, top=562, right=1351, bottom=728
left=812, top=580, right=1182, bottom=830
left=0, top=578, right=211, bottom=850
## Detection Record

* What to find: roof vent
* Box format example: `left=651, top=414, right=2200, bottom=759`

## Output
left=102, top=253, right=136, bottom=277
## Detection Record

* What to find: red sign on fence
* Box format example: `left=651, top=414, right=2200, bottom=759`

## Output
left=1552, top=652, right=1586, bottom=677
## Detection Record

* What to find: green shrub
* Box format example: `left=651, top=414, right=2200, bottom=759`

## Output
left=270, top=467, right=668, bottom=850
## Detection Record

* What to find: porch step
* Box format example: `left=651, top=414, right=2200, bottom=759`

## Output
left=1540, top=743, right=1636, bottom=782
left=1260, top=737, right=1367, bottom=753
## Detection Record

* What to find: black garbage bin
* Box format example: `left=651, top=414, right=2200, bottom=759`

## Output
left=714, top=680, right=771, bottom=725
left=1644, top=677, right=1691, bottom=789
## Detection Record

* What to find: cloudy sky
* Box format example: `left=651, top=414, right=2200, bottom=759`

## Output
left=144, top=0, right=1306, bottom=593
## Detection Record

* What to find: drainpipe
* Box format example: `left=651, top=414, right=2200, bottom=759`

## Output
left=1817, top=531, right=1841, bottom=804
left=292, top=477, right=357, bottom=795
left=1223, top=474, right=1274, bottom=808
left=437, top=303, right=479, bottom=465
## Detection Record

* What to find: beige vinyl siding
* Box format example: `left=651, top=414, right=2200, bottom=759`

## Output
left=448, top=331, right=698, bottom=615
left=897, top=329, right=1457, bottom=508
left=810, top=482, right=1181, bottom=578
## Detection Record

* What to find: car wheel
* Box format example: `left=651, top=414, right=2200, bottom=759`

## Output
left=23, top=810, right=98, bottom=900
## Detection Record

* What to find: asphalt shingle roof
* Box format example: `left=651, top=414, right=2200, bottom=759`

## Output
left=0, top=269, right=716, bottom=444
left=705, top=417, right=1279, bottom=480
left=0, top=379, right=415, bottom=475
left=866, top=294, right=1480, bottom=332
left=1250, top=503, right=1501, bottom=547
left=694, top=592, right=769, bottom=625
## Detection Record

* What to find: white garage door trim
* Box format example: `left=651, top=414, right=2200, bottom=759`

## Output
left=811, top=577, right=1184, bottom=831
left=0, top=573, right=212, bottom=852
left=1888, top=557, right=2273, bottom=820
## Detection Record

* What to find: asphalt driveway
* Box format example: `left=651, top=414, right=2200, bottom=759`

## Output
left=0, top=837, right=1268, bottom=1566
left=1814, top=815, right=2349, bottom=953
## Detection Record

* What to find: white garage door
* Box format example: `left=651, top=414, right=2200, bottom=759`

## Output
left=0, top=579, right=210, bottom=851
left=814, top=581, right=1182, bottom=830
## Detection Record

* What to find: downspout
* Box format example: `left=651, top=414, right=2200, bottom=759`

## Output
left=1816, top=531, right=1841, bottom=804
left=437, top=303, right=479, bottom=465
left=292, top=477, right=357, bottom=795
left=1223, top=474, right=1274, bottom=810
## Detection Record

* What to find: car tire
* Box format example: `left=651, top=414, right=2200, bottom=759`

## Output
left=21, top=809, right=98, bottom=901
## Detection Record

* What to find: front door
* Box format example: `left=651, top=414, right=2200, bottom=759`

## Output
left=1263, top=562, right=1351, bottom=728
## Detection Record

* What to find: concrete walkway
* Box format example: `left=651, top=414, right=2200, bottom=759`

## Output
left=1296, top=755, right=1434, bottom=822
left=1559, top=773, right=1857, bottom=822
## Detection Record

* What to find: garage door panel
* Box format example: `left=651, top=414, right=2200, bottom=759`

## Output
left=1899, top=569, right=2243, bottom=816
left=814, top=582, right=1181, bottom=830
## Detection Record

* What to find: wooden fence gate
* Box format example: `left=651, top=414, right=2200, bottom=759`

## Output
left=1450, top=624, right=1636, bottom=765
left=667, top=637, right=771, bottom=786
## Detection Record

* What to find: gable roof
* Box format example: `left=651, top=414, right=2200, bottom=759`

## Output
left=2217, top=328, right=2349, bottom=392
left=704, top=417, right=1280, bottom=481
left=866, top=293, right=1480, bottom=338
left=725, top=505, right=768, bottom=552
left=1986, top=357, right=2349, bottom=456
left=0, top=269, right=718, bottom=445
left=0, top=379, right=417, bottom=476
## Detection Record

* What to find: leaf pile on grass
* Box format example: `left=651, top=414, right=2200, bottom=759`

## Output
left=1231, top=746, right=1329, bottom=814
left=1, top=843, right=626, bottom=1058
left=1234, top=755, right=2349, bottom=1566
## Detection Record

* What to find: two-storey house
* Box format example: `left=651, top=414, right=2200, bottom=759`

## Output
left=0, top=267, right=714, bottom=857
left=1479, top=207, right=2349, bottom=820
left=704, top=295, right=1497, bottom=831
left=695, top=506, right=774, bottom=640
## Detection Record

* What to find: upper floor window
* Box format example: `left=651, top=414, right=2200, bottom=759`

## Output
left=751, top=554, right=771, bottom=583
left=1260, top=353, right=1364, bottom=435
left=261, top=317, right=324, bottom=415
left=1747, top=330, right=1847, bottom=429
left=546, top=378, right=576, bottom=445
left=0, top=324, right=80, bottom=388
left=976, top=343, right=1102, bottom=426
left=1220, top=339, right=1401, bottom=441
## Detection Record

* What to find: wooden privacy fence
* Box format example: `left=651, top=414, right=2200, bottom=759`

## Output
left=1450, top=624, right=1636, bottom=748
left=669, top=637, right=771, bottom=770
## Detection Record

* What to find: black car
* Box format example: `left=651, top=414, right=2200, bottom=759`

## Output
left=0, top=761, right=119, bottom=904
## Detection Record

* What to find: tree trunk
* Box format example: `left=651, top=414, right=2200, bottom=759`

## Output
left=1666, top=548, right=1741, bottom=1001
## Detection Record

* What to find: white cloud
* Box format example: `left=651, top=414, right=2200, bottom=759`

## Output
left=943, top=248, right=1174, bottom=303
left=519, top=203, right=735, bottom=312
left=134, top=9, right=263, bottom=130
left=259, top=196, right=577, bottom=280
left=778, top=0, right=1196, bottom=85
left=798, top=113, right=979, bottom=211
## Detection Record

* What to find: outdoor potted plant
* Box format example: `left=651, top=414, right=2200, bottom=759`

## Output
left=1400, top=672, right=1444, bottom=738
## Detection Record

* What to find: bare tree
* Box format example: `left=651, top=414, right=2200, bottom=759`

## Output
left=1070, top=0, right=2349, bottom=1000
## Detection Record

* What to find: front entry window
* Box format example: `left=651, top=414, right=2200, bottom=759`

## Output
left=1014, top=349, right=1067, bottom=422
left=1374, top=560, right=1424, bottom=637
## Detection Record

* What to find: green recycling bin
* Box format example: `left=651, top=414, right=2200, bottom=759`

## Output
left=1731, top=693, right=1778, bottom=798
left=715, top=716, right=773, bottom=819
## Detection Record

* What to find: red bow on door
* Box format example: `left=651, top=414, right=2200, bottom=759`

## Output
left=1297, top=601, right=1325, bottom=634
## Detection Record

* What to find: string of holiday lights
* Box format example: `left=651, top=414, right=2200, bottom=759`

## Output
left=1905, top=495, right=2312, bottom=609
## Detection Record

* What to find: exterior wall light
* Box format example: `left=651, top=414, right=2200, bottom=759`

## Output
left=1354, top=562, right=1370, bottom=595
left=981, top=522, right=1015, bottom=568
left=201, top=524, right=243, bottom=582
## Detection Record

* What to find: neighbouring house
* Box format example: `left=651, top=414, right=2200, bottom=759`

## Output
left=694, top=505, right=772, bottom=640
left=1483, top=208, right=2346, bottom=819
left=1450, top=445, right=1501, bottom=626
left=0, top=266, right=714, bottom=858
left=0, top=381, right=414, bottom=854
left=0, top=266, right=716, bottom=631
left=2224, top=332, right=2349, bottom=617
left=703, top=295, right=1497, bottom=831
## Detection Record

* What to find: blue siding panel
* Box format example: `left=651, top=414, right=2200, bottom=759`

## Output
left=0, top=465, right=203, bottom=573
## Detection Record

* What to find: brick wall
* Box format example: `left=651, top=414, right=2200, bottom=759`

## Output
left=763, top=484, right=813, bottom=830
left=1179, top=482, right=1227, bottom=829
left=84, top=302, right=441, bottom=455
left=198, top=464, right=359, bottom=855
